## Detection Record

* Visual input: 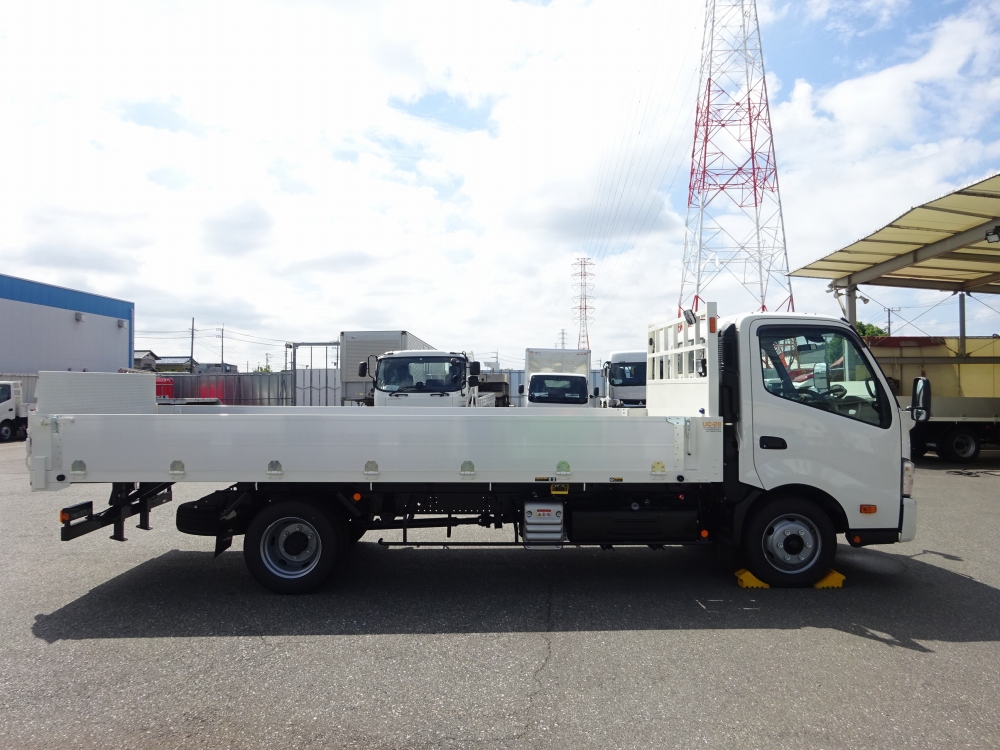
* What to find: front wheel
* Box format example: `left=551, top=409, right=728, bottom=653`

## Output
left=742, top=498, right=836, bottom=587
left=243, top=501, right=344, bottom=594
left=0, top=421, right=13, bottom=442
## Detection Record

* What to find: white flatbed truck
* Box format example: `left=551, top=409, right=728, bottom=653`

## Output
left=28, top=305, right=924, bottom=593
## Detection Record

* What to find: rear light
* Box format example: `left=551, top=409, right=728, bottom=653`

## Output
left=59, top=501, right=92, bottom=524
left=902, top=459, right=915, bottom=498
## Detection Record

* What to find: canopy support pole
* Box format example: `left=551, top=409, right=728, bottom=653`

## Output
left=959, top=292, right=967, bottom=356
left=846, top=287, right=857, bottom=326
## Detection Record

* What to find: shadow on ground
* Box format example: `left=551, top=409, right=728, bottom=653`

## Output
left=33, top=541, right=999, bottom=651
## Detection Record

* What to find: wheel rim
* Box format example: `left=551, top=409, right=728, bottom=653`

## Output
left=260, top=516, right=323, bottom=579
left=0, top=425, right=10, bottom=440
left=951, top=434, right=977, bottom=458
left=761, top=513, right=821, bottom=574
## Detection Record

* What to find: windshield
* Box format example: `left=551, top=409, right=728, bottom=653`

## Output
left=527, top=374, right=589, bottom=404
left=376, top=356, right=465, bottom=393
left=609, top=362, right=646, bottom=387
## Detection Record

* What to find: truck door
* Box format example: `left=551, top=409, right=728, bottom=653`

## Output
left=749, top=322, right=901, bottom=530
left=0, top=384, right=11, bottom=415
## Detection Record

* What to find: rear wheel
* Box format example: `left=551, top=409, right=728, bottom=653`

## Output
left=0, top=421, right=14, bottom=442
left=742, top=497, right=836, bottom=587
left=938, top=427, right=981, bottom=463
left=244, top=500, right=344, bottom=594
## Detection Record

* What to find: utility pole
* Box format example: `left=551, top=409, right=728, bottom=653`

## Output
left=679, top=0, right=793, bottom=314
left=885, top=307, right=901, bottom=336
left=189, top=318, right=195, bottom=373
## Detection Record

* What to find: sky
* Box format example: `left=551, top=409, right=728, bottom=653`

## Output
left=2, top=0, right=999, bottom=371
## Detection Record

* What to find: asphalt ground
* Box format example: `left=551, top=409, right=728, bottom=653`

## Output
left=1, top=441, right=999, bottom=749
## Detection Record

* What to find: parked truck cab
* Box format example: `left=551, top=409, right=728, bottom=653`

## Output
left=0, top=381, right=29, bottom=442
left=602, top=351, right=646, bottom=407
left=361, top=351, right=486, bottom=407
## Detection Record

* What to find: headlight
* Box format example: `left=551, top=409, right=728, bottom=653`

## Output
left=903, top=458, right=915, bottom=498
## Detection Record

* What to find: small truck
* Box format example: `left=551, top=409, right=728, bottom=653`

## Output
left=29, top=304, right=924, bottom=593
left=0, top=380, right=31, bottom=441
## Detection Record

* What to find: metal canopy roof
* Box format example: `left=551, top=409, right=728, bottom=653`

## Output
left=790, top=173, right=1000, bottom=295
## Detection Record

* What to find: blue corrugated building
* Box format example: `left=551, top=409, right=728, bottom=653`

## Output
left=0, top=274, right=134, bottom=373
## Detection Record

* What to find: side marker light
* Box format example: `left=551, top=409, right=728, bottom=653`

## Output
left=860, top=505, right=877, bottom=514
left=352, top=492, right=362, bottom=502
left=700, top=529, right=709, bottom=538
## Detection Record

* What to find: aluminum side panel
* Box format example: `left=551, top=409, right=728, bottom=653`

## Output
left=35, top=413, right=724, bottom=486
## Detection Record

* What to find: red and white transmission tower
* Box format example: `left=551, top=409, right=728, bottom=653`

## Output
left=679, top=0, right=793, bottom=313
left=572, top=258, right=594, bottom=350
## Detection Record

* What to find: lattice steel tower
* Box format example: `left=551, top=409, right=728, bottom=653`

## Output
left=572, top=258, right=594, bottom=350
left=679, top=0, right=793, bottom=313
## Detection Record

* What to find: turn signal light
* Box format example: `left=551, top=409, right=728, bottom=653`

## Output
left=708, top=317, right=717, bottom=333
left=860, top=505, right=877, bottom=514
left=352, top=492, right=362, bottom=502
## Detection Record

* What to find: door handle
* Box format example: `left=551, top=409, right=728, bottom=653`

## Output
left=759, top=436, right=787, bottom=450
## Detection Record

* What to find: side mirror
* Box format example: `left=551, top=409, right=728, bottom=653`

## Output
left=518, top=384, right=524, bottom=395
left=812, top=362, right=829, bottom=392
left=910, top=377, right=931, bottom=422
left=602, top=361, right=610, bottom=376
left=358, top=362, right=368, bottom=377
left=468, top=375, right=479, bottom=388
left=593, top=387, right=600, bottom=398
left=469, top=361, right=481, bottom=376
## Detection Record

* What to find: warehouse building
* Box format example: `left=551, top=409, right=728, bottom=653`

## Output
left=0, top=274, right=134, bottom=373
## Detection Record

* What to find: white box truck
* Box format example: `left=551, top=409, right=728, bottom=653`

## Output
left=519, top=348, right=597, bottom=408
left=340, top=331, right=432, bottom=405
left=29, top=304, right=923, bottom=593
left=602, top=351, right=646, bottom=407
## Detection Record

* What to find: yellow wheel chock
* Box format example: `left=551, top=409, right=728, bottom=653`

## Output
left=735, top=569, right=769, bottom=588
left=812, top=569, right=845, bottom=589
left=734, top=568, right=845, bottom=589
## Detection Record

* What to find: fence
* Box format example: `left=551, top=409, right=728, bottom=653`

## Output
left=164, top=369, right=341, bottom=406
left=167, top=372, right=293, bottom=405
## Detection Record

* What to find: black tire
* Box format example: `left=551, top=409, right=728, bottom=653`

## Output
left=742, top=497, right=837, bottom=588
left=938, top=427, right=981, bottom=463
left=0, top=421, right=14, bottom=442
left=243, top=500, right=345, bottom=594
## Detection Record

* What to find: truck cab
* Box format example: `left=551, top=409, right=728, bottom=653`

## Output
left=361, top=351, right=486, bottom=407
left=0, top=381, right=29, bottom=442
left=520, top=348, right=597, bottom=408
left=602, top=351, right=646, bottom=407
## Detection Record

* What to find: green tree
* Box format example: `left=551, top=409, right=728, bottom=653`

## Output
left=855, top=321, right=887, bottom=337
left=253, top=364, right=272, bottom=373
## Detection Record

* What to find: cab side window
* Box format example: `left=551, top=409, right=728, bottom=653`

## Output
left=0, top=385, right=10, bottom=403
left=758, top=326, right=890, bottom=428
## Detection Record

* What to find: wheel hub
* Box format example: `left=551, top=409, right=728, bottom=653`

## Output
left=261, top=518, right=322, bottom=578
left=762, top=514, right=820, bottom=573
